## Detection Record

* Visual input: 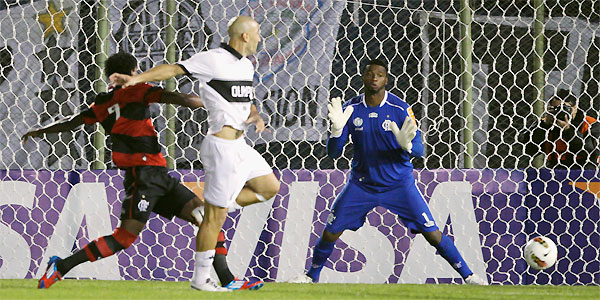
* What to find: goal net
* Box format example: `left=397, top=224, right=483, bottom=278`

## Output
left=0, top=0, right=598, bottom=285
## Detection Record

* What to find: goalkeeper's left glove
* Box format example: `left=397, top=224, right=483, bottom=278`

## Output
left=390, top=116, right=417, bottom=153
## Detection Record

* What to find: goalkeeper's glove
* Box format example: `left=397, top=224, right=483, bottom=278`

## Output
left=327, top=97, right=353, bottom=137
left=390, top=116, right=417, bottom=153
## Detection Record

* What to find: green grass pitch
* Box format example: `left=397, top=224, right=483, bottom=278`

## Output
left=1, top=279, right=598, bottom=300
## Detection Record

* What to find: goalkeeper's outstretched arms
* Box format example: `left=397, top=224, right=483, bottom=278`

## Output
left=326, top=97, right=353, bottom=158
left=21, top=114, right=85, bottom=144
left=326, top=125, right=349, bottom=158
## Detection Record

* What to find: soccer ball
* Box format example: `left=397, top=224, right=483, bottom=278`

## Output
left=523, top=236, right=558, bottom=270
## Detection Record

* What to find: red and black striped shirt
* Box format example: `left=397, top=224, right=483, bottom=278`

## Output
left=81, top=83, right=166, bottom=168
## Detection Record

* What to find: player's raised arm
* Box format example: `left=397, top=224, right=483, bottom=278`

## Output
left=22, top=114, right=85, bottom=144
left=110, top=64, right=186, bottom=88
left=390, top=116, right=417, bottom=153
left=409, top=128, right=424, bottom=157
left=326, top=97, right=353, bottom=158
left=328, top=97, right=353, bottom=137
left=159, top=91, right=204, bottom=109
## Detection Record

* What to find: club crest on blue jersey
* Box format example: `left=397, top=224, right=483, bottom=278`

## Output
left=382, top=119, right=393, bottom=131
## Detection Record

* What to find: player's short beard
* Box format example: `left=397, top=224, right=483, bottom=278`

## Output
left=364, top=85, right=384, bottom=95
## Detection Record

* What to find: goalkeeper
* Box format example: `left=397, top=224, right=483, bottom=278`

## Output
left=23, top=52, right=262, bottom=291
left=292, top=59, right=487, bottom=285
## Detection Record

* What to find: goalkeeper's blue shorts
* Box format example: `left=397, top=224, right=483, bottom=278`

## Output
left=324, top=180, right=439, bottom=234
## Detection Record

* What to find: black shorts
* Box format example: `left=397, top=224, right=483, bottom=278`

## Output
left=120, top=166, right=197, bottom=222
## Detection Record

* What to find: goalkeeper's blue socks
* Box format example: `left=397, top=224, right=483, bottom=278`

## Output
left=435, top=234, right=473, bottom=278
left=306, top=239, right=336, bottom=282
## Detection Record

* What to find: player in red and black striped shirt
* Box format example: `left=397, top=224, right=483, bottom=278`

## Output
left=80, top=81, right=169, bottom=168
left=23, top=52, right=262, bottom=291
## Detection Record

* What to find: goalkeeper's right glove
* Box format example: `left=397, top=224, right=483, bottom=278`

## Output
left=327, top=97, right=354, bottom=137
left=390, top=116, right=417, bottom=153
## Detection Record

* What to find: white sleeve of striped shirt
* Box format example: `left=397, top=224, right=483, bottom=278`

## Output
left=178, top=51, right=213, bottom=82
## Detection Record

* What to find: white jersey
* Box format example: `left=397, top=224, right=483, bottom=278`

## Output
left=178, top=43, right=254, bottom=135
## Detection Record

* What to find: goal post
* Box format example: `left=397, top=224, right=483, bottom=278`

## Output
left=0, top=0, right=598, bottom=285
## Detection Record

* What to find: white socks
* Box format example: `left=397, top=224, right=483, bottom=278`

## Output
left=192, top=250, right=215, bottom=285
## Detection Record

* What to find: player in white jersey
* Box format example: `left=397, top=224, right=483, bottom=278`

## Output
left=110, top=16, right=280, bottom=292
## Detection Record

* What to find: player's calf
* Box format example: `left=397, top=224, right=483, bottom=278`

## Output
left=83, top=227, right=137, bottom=262
left=260, top=176, right=280, bottom=202
left=431, top=233, right=474, bottom=279
left=243, top=173, right=280, bottom=207
left=53, top=227, right=138, bottom=277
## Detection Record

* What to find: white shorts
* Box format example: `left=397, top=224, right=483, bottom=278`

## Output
left=200, top=134, right=273, bottom=208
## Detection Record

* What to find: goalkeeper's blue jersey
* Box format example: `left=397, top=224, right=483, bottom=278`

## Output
left=327, top=91, right=424, bottom=190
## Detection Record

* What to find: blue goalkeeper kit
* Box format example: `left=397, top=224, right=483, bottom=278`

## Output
left=307, top=91, right=475, bottom=282
left=325, top=91, right=436, bottom=234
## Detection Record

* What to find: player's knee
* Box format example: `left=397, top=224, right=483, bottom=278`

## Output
left=423, top=230, right=442, bottom=247
left=113, top=227, right=138, bottom=249
left=201, top=205, right=228, bottom=230
left=322, top=230, right=342, bottom=243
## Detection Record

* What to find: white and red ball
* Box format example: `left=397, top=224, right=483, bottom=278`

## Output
left=524, top=236, right=558, bottom=270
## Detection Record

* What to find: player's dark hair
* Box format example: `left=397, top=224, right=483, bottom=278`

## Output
left=363, top=58, right=388, bottom=74
left=105, top=52, right=137, bottom=78
left=555, top=89, right=577, bottom=106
